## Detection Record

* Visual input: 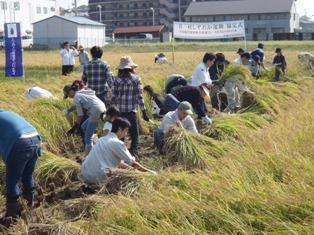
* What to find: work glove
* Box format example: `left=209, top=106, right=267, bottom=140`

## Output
left=63, top=108, right=69, bottom=116
left=67, top=123, right=80, bottom=136
left=142, top=110, right=150, bottom=122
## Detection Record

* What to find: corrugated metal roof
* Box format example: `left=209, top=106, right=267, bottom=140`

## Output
left=33, top=16, right=105, bottom=26
left=113, top=25, right=165, bottom=34
left=184, top=0, right=295, bottom=16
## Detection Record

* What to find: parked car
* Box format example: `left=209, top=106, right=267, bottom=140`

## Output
left=22, top=35, right=33, bottom=48
left=0, top=36, right=4, bottom=49
left=130, top=33, right=154, bottom=40
left=0, top=35, right=33, bottom=49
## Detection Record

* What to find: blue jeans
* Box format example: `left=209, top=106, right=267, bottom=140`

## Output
left=81, top=118, right=99, bottom=147
left=5, top=135, right=42, bottom=202
left=154, top=128, right=164, bottom=153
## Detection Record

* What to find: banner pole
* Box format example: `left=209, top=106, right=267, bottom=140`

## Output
left=172, top=37, right=175, bottom=64
left=243, top=20, right=247, bottom=51
left=244, top=34, right=247, bottom=51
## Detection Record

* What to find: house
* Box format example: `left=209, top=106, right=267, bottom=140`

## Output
left=184, top=0, right=300, bottom=41
left=33, top=16, right=105, bottom=49
left=113, top=25, right=165, bottom=42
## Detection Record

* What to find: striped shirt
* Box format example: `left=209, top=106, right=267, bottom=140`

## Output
left=111, top=74, right=146, bottom=112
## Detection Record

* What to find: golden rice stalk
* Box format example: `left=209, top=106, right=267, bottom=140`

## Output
left=164, top=128, right=225, bottom=169
left=36, top=152, right=80, bottom=189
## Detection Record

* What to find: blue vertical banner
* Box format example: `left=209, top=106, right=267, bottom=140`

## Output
left=4, top=23, right=24, bottom=77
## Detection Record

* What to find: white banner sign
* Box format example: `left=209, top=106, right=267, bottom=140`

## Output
left=173, top=20, right=245, bottom=40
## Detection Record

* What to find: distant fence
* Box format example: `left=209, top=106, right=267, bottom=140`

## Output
left=273, top=32, right=314, bottom=41
left=31, top=37, right=162, bottom=50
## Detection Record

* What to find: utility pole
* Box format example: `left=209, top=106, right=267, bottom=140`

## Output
left=178, top=0, right=181, bottom=22
left=97, top=5, right=102, bottom=23
left=2, top=2, right=6, bottom=23
left=150, top=8, right=155, bottom=26
left=74, top=0, right=78, bottom=16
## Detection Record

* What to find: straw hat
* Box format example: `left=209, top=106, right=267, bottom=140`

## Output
left=118, top=56, right=138, bottom=70
left=78, top=45, right=84, bottom=50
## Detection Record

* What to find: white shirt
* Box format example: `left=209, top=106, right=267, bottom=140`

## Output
left=74, top=89, right=106, bottom=120
left=79, top=51, right=90, bottom=66
left=160, top=110, right=198, bottom=134
left=103, top=121, right=112, bottom=132
left=81, top=133, right=136, bottom=184
left=233, top=57, right=242, bottom=65
left=60, top=48, right=78, bottom=65
left=190, top=63, right=212, bottom=87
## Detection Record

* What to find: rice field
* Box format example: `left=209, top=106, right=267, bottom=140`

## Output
left=0, top=41, right=313, bottom=234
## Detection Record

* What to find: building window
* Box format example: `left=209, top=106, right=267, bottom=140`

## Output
left=43, top=7, right=48, bottom=14
left=50, top=7, right=55, bottom=12
left=14, top=2, right=20, bottom=11
left=36, top=6, right=41, bottom=14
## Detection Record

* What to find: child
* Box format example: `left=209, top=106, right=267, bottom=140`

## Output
left=103, top=106, right=120, bottom=136
left=273, top=48, right=287, bottom=81
left=251, top=55, right=261, bottom=79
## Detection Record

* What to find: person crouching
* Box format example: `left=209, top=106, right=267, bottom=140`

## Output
left=63, top=84, right=106, bottom=154
left=81, top=117, right=156, bottom=184
left=154, top=101, right=198, bottom=153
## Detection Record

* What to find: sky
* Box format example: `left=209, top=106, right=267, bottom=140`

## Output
left=58, top=0, right=314, bottom=18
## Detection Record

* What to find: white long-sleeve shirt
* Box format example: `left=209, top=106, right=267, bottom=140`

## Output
left=190, top=63, right=212, bottom=87
left=60, top=48, right=78, bottom=66
left=160, top=110, right=198, bottom=134
left=81, top=133, right=136, bottom=184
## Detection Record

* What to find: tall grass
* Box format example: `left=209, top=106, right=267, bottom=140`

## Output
left=0, top=43, right=313, bottom=234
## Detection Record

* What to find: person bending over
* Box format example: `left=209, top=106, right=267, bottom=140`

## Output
left=165, top=74, right=187, bottom=94
left=81, top=118, right=156, bottom=184
left=154, top=102, right=198, bottom=153
left=0, top=110, right=42, bottom=219
left=63, top=84, right=106, bottom=154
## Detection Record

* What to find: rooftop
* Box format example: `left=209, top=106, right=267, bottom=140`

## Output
left=113, top=25, right=165, bottom=34
left=33, top=16, right=104, bottom=26
left=184, top=0, right=295, bottom=16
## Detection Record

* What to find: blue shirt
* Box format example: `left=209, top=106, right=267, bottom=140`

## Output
left=0, top=110, right=37, bottom=161
left=251, top=48, right=265, bottom=62
left=250, top=62, right=260, bottom=77
left=209, top=63, right=225, bottom=81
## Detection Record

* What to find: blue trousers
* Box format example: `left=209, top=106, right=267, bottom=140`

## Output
left=5, top=136, right=41, bottom=202
left=154, top=128, right=165, bottom=153
left=121, top=112, right=139, bottom=153
left=81, top=118, right=99, bottom=147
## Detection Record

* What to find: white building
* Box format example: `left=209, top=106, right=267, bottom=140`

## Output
left=0, top=0, right=57, bottom=35
left=33, top=16, right=106, bottom=49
